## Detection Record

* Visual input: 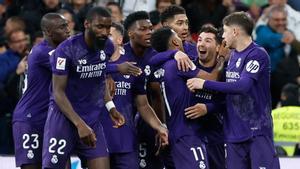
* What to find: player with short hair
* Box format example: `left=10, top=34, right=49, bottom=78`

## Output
left=42, top=7, right=125, bottom=169
left=186, top=12, right=280, bottom=169
left=12, top=13, right=70, bottom=169
left=160, top=5, right=197, bottom=59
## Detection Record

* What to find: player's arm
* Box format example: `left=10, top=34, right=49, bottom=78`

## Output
left=52, top=74, right=96, bottom=147
left=150, top=50, right=191, bottom=72
left=106, top=62, right=142, bottom=76
left=148, top=81, right=166, bottom=123
left=185, top=101, right=226, bottom=119
left=135, top=94, right=168, bottom=146
left=104, top=78, right=125, bottom=128
left=187, top=76, right=254, bottom=94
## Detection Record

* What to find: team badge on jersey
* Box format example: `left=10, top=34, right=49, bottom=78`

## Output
left=144, top=65, right=151, bottom=76
left=154, top=68, right=165, bottom=78
left=27, top=150, right=34, bottom=159
left=100, top=50, right=106, bottom=61
left=246, top=60, right=260, bottom=73
left=199, top=161, right=206, bottom=169
left=56, top=57, right=66, bottom=70
left=51, top=155, right=58, bottom=164
left=236, top=58, right=241, bottom=68
left=123, top=75, right=130, bottom=79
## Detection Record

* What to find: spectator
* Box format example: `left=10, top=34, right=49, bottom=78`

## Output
left=32, top=31, right=44, bottom=46
left=255, top=5, right=295, bottom=107
left=183, top=0, right=233, bottom=36
left=254, top=0, right=300, bottom=41
left=106, top=2, right=123, bottom=23
left=279, top=83, right=300, bottom=107
left=156, top=0, right=175, bottom=13
left=58, top=9, right=77, bottom=35
left=4, top=16, right=26, bottom=36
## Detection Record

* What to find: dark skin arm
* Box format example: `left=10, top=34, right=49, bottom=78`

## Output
left=135, top=94, right=168, bottom=147
left=52, top=74, right=96, bottom=148
left=149, top=82, right=166, bottom=123
left=104, top=78, right=125, bottom=128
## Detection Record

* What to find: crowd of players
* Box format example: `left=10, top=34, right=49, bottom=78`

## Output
left=7, top=2, right=283, bottom=169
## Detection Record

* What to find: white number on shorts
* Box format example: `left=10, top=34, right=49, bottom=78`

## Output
left=139, top=142, right=147, bottom=158
left=49, top=138, right=66, bottom=155
left=190, top=147, right=205, bottom=161
left=22, top=134, right=39, bottom=149
left=22, top=134, right=30, bottom=149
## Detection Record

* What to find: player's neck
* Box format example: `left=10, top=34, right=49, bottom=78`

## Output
left=235, top=36, right=252, bottom=52
left=130, top=41, right=147, bottom=57
left=198, top=56, right=216, bottom=68
left=45, top=37, right=56, bottom=48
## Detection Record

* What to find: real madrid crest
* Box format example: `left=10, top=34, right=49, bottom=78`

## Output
left=100, top=50, right=106, bottom=61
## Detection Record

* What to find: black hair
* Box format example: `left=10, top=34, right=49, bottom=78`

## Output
left=41, top=13, right=64, bottom=32
left=123, top=11, right=149, bottom=31
left=199, top=24, right=222, bottom=44
left=151, top=27, right=173, bottom=52
left=160, top=5, right=186, bottom=24
left=281, top=83, right=300, bottom=106
left=149, top=10, right=160, bottom=26
left=112, top=22, right=124, bottom=36
left=85, top=6, right=111, bottom=22
left=222, top=11, right=254, bottom=36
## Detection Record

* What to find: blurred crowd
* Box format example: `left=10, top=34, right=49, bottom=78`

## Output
left=0, top=0, right=299, bottom=155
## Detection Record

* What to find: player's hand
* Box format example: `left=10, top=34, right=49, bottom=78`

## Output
left=185, top=103, right=207, bottom=119
left=117, top=62, right=142, bottom=76
left=76, top=121, right=97, bottom=148
left=174, top=51, right=192, bottom=72
left=218, top=40, right=230, bottom=61
left=109, top=108, right=125, bottom=128
left=106, top=75, right=116, bottom=97
left=154, top=124, right=169, bottom=155
left=186, top=78, right=205, bottom=92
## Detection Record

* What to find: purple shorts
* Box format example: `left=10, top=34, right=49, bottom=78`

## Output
left=226, top=135, right=280, bottom=169
left=13, top=122, right=44, bottom=167
left=206, top=143, right=225, bottom=169
left=171, top=135, right=209, bottom=169
left=110, top=151, right=139, bottom=169
left=42, top=106, right=108, bottom=169
left=136, top=119, right=164, bottom=169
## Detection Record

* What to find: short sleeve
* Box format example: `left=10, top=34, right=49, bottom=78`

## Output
left=51, top=44, right=71, bottom=75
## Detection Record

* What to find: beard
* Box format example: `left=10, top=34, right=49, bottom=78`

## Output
left=88, top=30, right=108, bottom=50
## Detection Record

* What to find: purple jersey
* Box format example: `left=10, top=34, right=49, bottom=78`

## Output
left=13, top=40, right=54, bottom=126
left=50, top=33, right=112, bottom=125
left=100, top=54, right=146, bottom=153
left=154, top=59, right=201, bottom=141
left=206, top=42, right=273, bottom=142
left=183, top=41, right=197, bottom=60
left=190, top=62, right=224, bottom=144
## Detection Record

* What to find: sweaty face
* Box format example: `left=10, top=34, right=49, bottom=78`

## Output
left=169, top=30, right=184, bottom=51
left=268, top=11, right=287, bottom=33
left=87, top=15, right=112, bottom=50
left=130, top=19, right=153, bottom=47
left=166, top=14, right=189, bottom=41
left=222, top=25, right=235, bottom=49
left=50, top=16, right=70, bottom=45
left=197, top=32, right=218, bottom=63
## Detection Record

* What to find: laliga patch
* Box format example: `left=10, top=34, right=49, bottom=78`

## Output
left=56, top=57, right=66, bottom=70
left=246, top=60, right=260, bottom=73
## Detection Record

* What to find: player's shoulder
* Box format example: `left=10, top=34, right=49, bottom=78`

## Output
left=247, top=42, right=269, bottom=59
left=28, top=40, right=53, bottom=61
